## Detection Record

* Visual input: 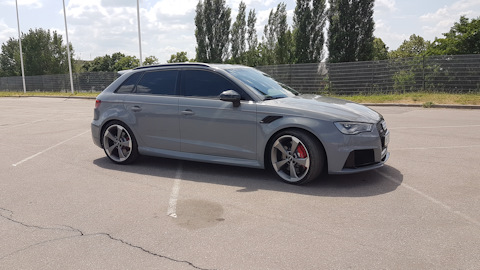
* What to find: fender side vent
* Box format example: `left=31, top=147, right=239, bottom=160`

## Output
left=260, top=116, right=283, bottom=124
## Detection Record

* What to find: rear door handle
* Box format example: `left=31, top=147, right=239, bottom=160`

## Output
left=181, top=109, right=195, bottom=116
left=131, top=106, right=142, bottom=112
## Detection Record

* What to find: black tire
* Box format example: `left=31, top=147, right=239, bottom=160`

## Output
left=102, top=121, right=139, bottom=164
left=268, top=129, right=325, bottom=185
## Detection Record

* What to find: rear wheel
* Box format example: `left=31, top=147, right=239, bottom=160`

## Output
left=102, top=122, right=138, bottom=164
left=269, top=130, right=324, bottom=185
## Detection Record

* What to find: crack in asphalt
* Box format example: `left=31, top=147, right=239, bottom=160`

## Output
left=0, top=208, right=214, bottom=270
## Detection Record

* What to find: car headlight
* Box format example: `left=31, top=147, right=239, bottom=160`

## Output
left=334, top=122, right=373, bottom=135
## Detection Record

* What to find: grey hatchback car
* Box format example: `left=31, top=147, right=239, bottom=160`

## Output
left=91, top=63, right=389, bottom=185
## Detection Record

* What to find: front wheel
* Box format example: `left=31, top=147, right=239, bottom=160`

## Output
left=102, top=122, right=139, bottom=164
left=269, top=130, right=325, bottom=185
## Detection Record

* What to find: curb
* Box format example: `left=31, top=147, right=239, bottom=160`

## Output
left=1, top=95, right=96, bottom=100
left=362, top=103, right=480, bottom=109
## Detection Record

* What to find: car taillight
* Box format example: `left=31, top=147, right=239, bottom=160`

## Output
left=95, top=99, right=101, bottom=109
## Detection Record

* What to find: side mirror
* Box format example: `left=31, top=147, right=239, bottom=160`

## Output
left=220, top=90, right=241, bottom=107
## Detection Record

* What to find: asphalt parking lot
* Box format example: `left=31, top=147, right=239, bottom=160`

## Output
left=1, top=97, right=479, bottom=269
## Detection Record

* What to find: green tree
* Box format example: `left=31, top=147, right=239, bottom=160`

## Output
left=113, top=55, right=139, bottom=71
left=261, top=3, right=294, bottom=65
left=143, top=55, right=159, bottom=66
left=0, top=38, right=20, bottom=76
left=82, top=52, right=139, bottom=72
left=309, top=0, right=327, bottom=62
left=194, top=0, right=231, bottom=63
left=388, top=35, right=430, bottom=93
left=0, top=28, right=74, bottom=76
left=293, top=0, right=311, bottom=63
left=231, top=1, right=247, bottom=64
left=245, top=9, right=259, bottom=66
left=293, top=0, right=326, bottom=63
left=261, top=9, right=277, bottom=65
left=167, top=52, right=190, bottom=63
left=274, top=3, right=293, bottom=64
left=389, top=34, right=430, bottom=58
left=372, top=37, right=389, bottom=60
left=194, top=1, right=207, bottom=62
left=327, top=0, right=375, bottom=63
left=429, top=16, right=480, bottom=55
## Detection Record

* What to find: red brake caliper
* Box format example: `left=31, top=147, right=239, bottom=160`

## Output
left=296, top=144, right=307, bottom=169
left=296, top=144, right=307, bottom=158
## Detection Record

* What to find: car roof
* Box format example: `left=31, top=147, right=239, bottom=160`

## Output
left=116, top=63, right=250, bottom=76
left=132, top=62, right=247, bottom=71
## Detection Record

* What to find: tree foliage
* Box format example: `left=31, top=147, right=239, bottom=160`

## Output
left=293, top=0, right=326, bottom=63
left=167, top=51, right=190, bottom=63
left=0, top=28, right=74, bottom=76
left=261, top=3, right=294, bottom=65
left=429, top=16, right=480, bottom=55
left=231, top=1, right=247, bottom=64
left=82, top=52, right=139, bottom=72
left=195, top=0, right=231, bottom=63
left=327, top=0, right=375, bottom=63
left=143, top=55, right=159, bottom=66
left=389, top=34, right=430, bottom=58
left=245, top=9, right=259, bottom=66
left=293, top=0, right=311, bottom=63
left=0, top=38, right=20, bottom=77
left=372, top=37, right=389, bottom=60
left=309, top=0, right=327, bottom=62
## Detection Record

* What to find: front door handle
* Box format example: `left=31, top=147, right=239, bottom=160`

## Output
left=181, top=109, right=195, bottom=116
left=131, top=106, right=142, bottom=112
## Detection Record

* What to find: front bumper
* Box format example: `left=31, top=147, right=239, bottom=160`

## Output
left=326, top=120, right=390, bottom=174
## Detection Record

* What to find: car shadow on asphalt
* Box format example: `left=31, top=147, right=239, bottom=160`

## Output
left=93, top=156, right=402, bottom=198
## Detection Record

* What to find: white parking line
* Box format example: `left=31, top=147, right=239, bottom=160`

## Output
left=0, top=119, right=46, bottom=129
left=389, top=124, right=480, bottom=130
left=391, top=145, right=480, bottom=151
left=12, top=130, right=89, bottom=167
left=377, top=171, right=480, bottom=227
left=167, top=163, right=183, bottom=218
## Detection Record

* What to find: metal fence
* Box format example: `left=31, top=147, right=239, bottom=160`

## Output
left=1, top=54, right=479, bottom=95
left=0, top=72, right=118, bottom=93
left=258, top=54, right=480, bottom=95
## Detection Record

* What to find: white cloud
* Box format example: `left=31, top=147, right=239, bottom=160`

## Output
left=420, top=0, right=480, bottom=36
left=374, top=19, right=408, bottom=49
left=0, top=19, right=17, bottom=43
left=3, top=0, right=42, bottom=8
left=1, top=0, right=296, bottom=62
left=148, top=0, right=197, bottom=17
left=101, top=0, right=135, bottom=8
left=62, top=0, right=201, bottom=62
left=376, top=0, right=397, bottom=12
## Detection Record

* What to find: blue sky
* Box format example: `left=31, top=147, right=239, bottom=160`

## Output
left=0, top=0, right=479, bottom=62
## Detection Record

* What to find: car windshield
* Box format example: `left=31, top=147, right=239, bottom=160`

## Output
left=225, top=67, right=298, bottom=100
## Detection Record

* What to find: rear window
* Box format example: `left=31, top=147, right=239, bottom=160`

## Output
left=115, top=72, right=142, bottom=94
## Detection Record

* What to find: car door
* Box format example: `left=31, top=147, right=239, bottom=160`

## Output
left=178, top=69, right=257, bottom=161
left=123, top=69, right=181, bottom=151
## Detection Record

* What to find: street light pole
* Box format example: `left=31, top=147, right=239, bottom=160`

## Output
left=15, top=0, right=26, bottom=93
left=137, top=0, right=143, bottom=66
left=63, top=0, right=74, bottom=94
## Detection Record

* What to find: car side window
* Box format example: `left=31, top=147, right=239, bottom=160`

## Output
left=115, top=72, right=142, bottom=94
left=182, top=70, right=238, bottom=98
left=136, top=70, right=178, bottom=95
